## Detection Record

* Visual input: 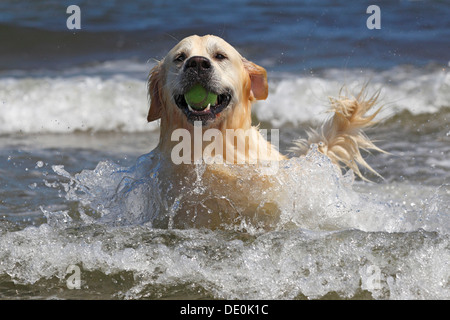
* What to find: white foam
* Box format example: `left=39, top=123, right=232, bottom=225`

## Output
left=46, top=145, right=449, bottom=234
left=255, top=66, right=450, bottom=126
left=0, top=63, right=448, bottom=134
left=0, top=220, right=448, bottom=299
left=0, top=146, right=449, bottom=299
left=0, top=73, right=156, bottom=134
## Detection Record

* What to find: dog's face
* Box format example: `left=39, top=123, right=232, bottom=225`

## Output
left=148, top=35, right=268, bottom=130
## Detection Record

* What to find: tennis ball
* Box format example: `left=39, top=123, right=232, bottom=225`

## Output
left=184, top=84, right=217, bottom=110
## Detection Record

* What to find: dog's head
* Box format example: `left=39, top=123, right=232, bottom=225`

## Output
left=147, top=35, right=268, bottom=130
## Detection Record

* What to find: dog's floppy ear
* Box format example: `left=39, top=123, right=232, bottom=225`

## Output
left=242, top=57, right=268, bottom=100
left=147, top=62, right=164, bottom=122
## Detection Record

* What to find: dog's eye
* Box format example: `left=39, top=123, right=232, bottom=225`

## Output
left=214, top=53, right=227, bottom=61
left=174, top=53, right=187, bottom=63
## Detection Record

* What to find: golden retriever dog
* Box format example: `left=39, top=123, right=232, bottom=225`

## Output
left=146, top=35, right=383, bottom=230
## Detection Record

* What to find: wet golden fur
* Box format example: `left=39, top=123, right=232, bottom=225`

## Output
left=147, top=34, right=383, bottom=178
left=290, top=87, right=385, bottom=180
left=147, top=35, right=284, bottom=164
left=143, top=35, right=386, bottom=229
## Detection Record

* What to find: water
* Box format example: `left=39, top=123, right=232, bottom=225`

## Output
left=0, top=1, right=449, bottom=300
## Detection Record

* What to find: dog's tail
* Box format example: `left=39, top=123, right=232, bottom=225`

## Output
left=290, top=86, right=386, bottom=180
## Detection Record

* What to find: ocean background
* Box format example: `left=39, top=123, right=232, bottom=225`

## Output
left=0, top=0, right=449, bottom=299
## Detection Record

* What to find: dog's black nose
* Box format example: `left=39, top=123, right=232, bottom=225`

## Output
left=184, top=56, right=211, bottom=73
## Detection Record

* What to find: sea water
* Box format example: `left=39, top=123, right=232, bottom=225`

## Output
left=0, top=62, right=448, bottom=299
left=0, top=1, right=449, bottom=299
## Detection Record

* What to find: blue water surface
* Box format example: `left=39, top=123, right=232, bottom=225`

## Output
left=0, top=0, right=449, bottom=71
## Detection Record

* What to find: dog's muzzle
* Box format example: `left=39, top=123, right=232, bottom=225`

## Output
left=174, top=56, right=232, bottom=125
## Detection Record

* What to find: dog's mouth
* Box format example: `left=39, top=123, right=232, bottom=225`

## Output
left=174, top=90, right=232, bottom=125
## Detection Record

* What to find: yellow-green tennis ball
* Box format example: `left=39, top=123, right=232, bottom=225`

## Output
left=184, top=84, right=217, bottom=110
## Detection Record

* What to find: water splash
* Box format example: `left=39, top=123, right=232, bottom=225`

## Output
left=0, top=145, right=448, bottom=299
left=44, top=144, right=448, bottom=234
